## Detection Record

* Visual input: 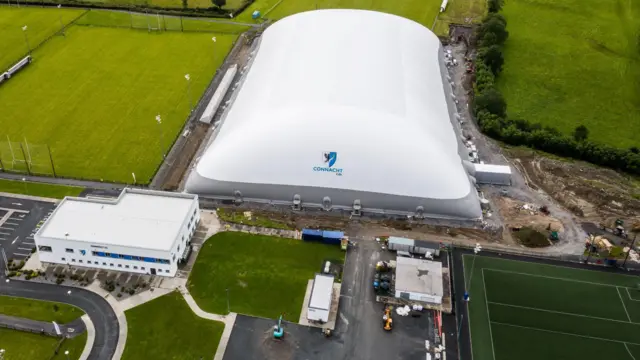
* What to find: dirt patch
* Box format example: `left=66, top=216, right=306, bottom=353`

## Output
left=512, top=227, right=551, bottom=248
left=508, top=148, right=640, bottom=231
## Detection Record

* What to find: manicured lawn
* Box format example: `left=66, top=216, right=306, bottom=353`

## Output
left=122, top=291, right=224, bottom=360
left=188, top=232, right=344, bottom=319
left=75, top=9, right=250, bottom=33
left=496, top=0, right=640, bottom=149
left=463, top=254, right=640, bottom=360
left=0, top=295, right=84, bottom=323
left=236, top=0, right=442, bottom=28
left=0, top=330, right=85, bottom=360
left=0, top=179, right=83, bottom=199
left=216, top=208, right=295, bottom=230
left=0, top=25, right=236, bottom=183
left=433, top=0, right=486, bottom=36
left=0, top=6, right=85, bottom=71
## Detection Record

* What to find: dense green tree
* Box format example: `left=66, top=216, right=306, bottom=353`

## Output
left=488, top=0, right=504, bottom=13
left=479, top=45, right=505, bottom=75
left=474, top=87, right=506, bottom=117
left=573, top=125, right=589, bottom=141
left=212, top=0, right=226, bottom=8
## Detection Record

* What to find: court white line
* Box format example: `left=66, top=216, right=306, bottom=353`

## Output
left=626, top=288, right=640, bottom=302
left=482, top=269, right=497, bottom=360
left=626, top=343, right=637, bottom=360
left=485, top=268, right=621, bottom=288
left=491, top=321, right=640, bottom=346
left=488, top=301, right=634, bottom=324
left=618, top=287, right=632, bottom=322
left=462, top=253, right=640, bottom=280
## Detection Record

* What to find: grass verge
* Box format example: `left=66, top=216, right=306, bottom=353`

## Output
left=0, top=179, right=83, bottom=199
left=0, top=295, right=84, bottom=323
left=188, top=232, right=344, bottom=319
left=122, top=291, right=224, bottom=360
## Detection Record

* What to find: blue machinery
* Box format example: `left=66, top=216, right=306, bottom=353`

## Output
left=273, top=315, right=284, bottom=339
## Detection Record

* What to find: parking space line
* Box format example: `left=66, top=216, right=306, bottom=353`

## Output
left=13, top=252, right=30, bottom=257
left=0, top=227, right=15, bottom=231
left=5, top=222, right=20, bottom=226
left=18, top=247, right=32, bottom=251
left=0, top=232, right=11, bottom=235
left=8, top=217, right=23, bottom=221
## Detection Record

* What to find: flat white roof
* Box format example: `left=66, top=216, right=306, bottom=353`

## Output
left=309, top=274, right=334, bottom=310
left=395, top=257, right=443, bottom=297
left=191, top=9, right=471, bottom=200
left=37, top=189, right=198, bottom=251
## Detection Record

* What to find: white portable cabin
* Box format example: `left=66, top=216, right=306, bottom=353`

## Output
left=473, top=163, right=511, bottom=186
left=307, top=273, right=334, bottom=323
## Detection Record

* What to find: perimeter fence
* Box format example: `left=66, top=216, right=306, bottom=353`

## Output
left=0, top=137, right=57, bottom=177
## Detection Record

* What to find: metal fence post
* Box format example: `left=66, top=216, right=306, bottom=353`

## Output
left=19, top=143, right=31, bottom=175
left=47, top=144, right=57, bottom=177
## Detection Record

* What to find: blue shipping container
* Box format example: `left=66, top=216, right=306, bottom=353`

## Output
left=302, top=229, right=323, bottom=242
left=322, top=231, right=344, bottom=245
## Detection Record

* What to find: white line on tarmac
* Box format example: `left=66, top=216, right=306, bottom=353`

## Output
left=13, top=252, right=30, bottom=257
left=0, top=232, right=11, bottom=235
left=5, top=222, right=19, bottom=226
left=17, top=247, right=32, bottom=251
left=11, top=236, right=19, bottom=245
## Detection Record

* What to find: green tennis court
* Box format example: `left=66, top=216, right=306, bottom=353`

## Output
left=464, top=255, right=640, bottom=360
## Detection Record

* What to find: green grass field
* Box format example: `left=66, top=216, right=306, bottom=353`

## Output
left=0, top=179, right=83, bottom=198
left=497, top=0, right=640, bottom=149
left=0, top=7, right=85, bottom=71
left=236, top=0, right=442, bottom=27
left=0, top=329, right=86, bottom=360
left=0, top=16, right=236, bottom=183
left=122, top=291, right=224, bottom=360
left=464, top=254, right=640, bottom=360
left=0, top=295, right=84, bottom=323
left=188, top=232, right=344, bottom=319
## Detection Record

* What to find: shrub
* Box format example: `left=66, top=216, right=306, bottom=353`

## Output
left=117, top=293, right=122, bottom=298
left=488, top=0, right=504, bottom=13
left=474, top=87, right=506, bottom=117
left=128, top=288, right=136, bottom=295
left=7, top=271, right=16, bottom=278
left=478, top=45, right=504, bottom=75
left=56, top=278, right=64, bottom=285
left=106, top=283, right=116, bottom=292
left=53, top=304, right=60, bottom=312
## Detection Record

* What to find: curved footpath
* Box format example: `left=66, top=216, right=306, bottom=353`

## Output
left=0, top=276, right=119, bottom=360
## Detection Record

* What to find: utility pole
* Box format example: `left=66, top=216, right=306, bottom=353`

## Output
left=226, top=288, right=230, bottom=313
left=623, top=233, right=638, bottom=269
left=57, top=5, right=65, bottom=37
left=155, top=115, right=164, bottom=158
left=185, top=74, right=193, bottom=113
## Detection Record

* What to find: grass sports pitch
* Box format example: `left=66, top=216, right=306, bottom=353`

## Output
left=497, top=0, right=640, bottom=149
left=463, top=254, right=640, bottom=360
left=0, top=10, right=237, bottom=183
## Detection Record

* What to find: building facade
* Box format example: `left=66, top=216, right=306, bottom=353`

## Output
left=35, top=189, right=200, bottom=277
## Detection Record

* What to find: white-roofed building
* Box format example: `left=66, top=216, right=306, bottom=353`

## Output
left=34, top=189, right=200, bottom=277
left=186, top=9, right=481, bottom=220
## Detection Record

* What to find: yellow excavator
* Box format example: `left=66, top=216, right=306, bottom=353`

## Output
left=383, top=306, right=393, bottom=331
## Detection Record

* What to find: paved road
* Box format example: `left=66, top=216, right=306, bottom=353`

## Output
left=0, top=271, right=119, bottom=360
left=0, top=314, right=86, bottom=337
left=0, top=172, right=125, bottom=190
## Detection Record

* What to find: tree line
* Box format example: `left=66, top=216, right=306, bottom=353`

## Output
left=472, top=0, right=640, bottom=175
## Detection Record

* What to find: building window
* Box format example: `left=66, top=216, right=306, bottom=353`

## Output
left=87, top=261, right=91, bottom=264
left=134, top=266, right=138, bottom=270
left=71, top=259, right=76, bottom=262
left=110, top=263, right=114, bottom=267
left=61, top=257, right=66, bottom=261
left=118, top=264, right=122, bottom=268
left=125, top=265, right=130, bottom=269
left=38, top=245, right=52, bottom=252
left=103, top=262, right=107, bottom=266
left=165, top=270, right=170, bottom=273
left=172, top=254, right=176, bottom=262
left=141, top=267, right=145, bottom=270
left=78, top=260, right=83, bottom=263
left=65, top=248, right=74, bottom=253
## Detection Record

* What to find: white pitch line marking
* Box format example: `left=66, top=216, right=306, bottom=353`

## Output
left=625, top=343, right=637, bottom=360
left=489, top=301, right=634, bottom=324
left=626, top=288, right=640, bottom=302
left=482, top=269, right=497, bottom=360
left=618, top=287, right=632, bottom=322
left=491, top=321, right=640, bottom=346
left=485, top=267, right=622, bottom=288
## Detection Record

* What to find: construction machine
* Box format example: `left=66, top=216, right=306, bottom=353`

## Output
left=382, top=306, right=393, bottom=331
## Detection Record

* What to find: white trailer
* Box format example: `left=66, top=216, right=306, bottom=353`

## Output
left=473, top=163, right=511, bottom=186
left=307, top=273, right=334, bottom=323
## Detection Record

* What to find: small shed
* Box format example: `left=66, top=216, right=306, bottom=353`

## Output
left=473, top=164, right=511, bottom=186
left=307, top=273, right=335, bottom=323
left=395, top=257, right=443, bottom=304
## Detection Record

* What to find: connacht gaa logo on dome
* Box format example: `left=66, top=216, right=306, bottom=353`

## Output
left=313, top=151, right=343, bottom=176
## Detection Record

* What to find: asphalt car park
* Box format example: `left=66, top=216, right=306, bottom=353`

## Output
left=223, top=238, right=435, bottom=360
left=0, top=196, right=56, bottom=263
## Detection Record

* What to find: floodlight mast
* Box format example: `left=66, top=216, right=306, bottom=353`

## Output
left=22, top=25, right=31, bottom=55
left=57, top=5, right=65, bottom=37
left=185, top=74, right=193, bottom=113
left=155, top=115, right=165, bottom=158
